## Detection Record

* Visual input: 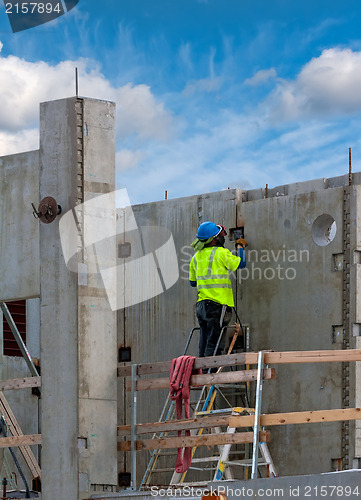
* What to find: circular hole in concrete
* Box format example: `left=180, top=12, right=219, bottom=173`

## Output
left=312, top=214, right=337, bottom=246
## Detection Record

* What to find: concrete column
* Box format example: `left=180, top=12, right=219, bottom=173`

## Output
left=39, top=97, right=117, bottom=499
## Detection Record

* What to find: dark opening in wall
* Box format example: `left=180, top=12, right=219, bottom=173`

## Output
left=118, top=472, right=131, bottom=488
left=118, top=346, right=131, bottom=363
left=2, top=300, right=26, bottom=356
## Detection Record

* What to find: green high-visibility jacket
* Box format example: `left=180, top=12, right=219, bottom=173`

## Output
left=189, top=246, right=240, bottom=307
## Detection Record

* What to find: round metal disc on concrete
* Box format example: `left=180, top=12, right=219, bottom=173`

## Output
left=38, top=196, right=59, bottom=224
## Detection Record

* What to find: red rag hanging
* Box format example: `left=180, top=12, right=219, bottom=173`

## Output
left=169, top=355, right=201, bottom=474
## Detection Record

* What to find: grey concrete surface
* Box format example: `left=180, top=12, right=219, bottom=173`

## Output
left=0, top=150, right=40, bottom=301
left=39, top=97, right=117, bottom=499
left=39, top=97, right=80, bottom=500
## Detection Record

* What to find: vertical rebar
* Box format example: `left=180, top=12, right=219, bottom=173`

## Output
left=349, top=148, right=352, bottom=186
left=75, top=67, right=79, bottom=97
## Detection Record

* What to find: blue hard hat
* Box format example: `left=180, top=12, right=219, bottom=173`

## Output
left=196, top=221, right=221, bottom=240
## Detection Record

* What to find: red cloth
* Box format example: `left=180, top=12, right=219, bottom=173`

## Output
left=169, top=355, right=201, bottom=473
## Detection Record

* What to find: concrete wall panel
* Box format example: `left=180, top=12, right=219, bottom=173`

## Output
left=40, top=97, right=79, bottom=500
left=0, top=151, right=40, bottom=301
left=39, top=97, right=117, bottom=499
left=118, top=189, right=242, bottom=481
left=237, top=187, right=345, bottom=475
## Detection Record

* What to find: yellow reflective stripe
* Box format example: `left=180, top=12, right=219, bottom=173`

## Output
left=207, top=247, right=217, bottom=276
left=197, top=279, right=231, bottom=286
left=198, top=283, right=232, bottom=290
left=197, top=274, right=229, bottom=280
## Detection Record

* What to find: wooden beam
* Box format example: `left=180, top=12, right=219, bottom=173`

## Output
left=117, top=407, right=361, bottom=436
left=242, top=407, right=361, bottom=427
left=118, top=414, right=233, bottom=436
left=118, top=430, right=270, bottom=451
left=0, top=434, right=41, bottom=448
left=118, top=349, right=361, bottom=377
left=128, top=368, right=275, bottom=392
left=0, top=392, right=41, bottom=479
left=0, top=377, right=41, bottom=391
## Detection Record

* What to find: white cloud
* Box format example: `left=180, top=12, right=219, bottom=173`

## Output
left=115, top=83, right=173, bottom=141
left=118, top=100, right=361, bottom=206
left=116, top=149, right=145, bottom=172
left=244, top=68, right=277, bottom=86
left=0, top=129, right=39, bottom=156
left=267, top=48, right=361, bottom=122
left=179, top=43, right=193, bottom=72
left=0, top=41, right=3, bottom=53
left=183, top=76, right=223, bottom=96
left=0, top=55, right=174, bottom=152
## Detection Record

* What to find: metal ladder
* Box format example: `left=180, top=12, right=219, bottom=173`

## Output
left=170, top=351, right=277, bottom=486
left=140, top=322, right=254, bottom=488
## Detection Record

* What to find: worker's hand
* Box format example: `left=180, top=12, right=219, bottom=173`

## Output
left=236, top=237, right=248, bottom=249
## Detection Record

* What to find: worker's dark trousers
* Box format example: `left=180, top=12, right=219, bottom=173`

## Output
left=196, top=300, right=232, bottom=358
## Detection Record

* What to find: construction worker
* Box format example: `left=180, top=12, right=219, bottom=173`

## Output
left=189, top=221, right=247, bottom=358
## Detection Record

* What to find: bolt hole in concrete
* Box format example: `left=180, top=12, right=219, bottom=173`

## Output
left=312, top=214, right=337, bottom=246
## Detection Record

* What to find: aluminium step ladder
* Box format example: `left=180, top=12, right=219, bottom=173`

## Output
left=140, top=323, right=276, bottom=488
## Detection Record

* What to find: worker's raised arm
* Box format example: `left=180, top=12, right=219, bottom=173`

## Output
left=236, top=237, right=248, bottom=269
left=237, top=246, right=246, bottom=269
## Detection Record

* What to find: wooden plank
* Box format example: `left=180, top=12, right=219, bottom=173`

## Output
left=118, top=349, right=361, bottom=377
left=118, top=430, right=270, bottom=451
left=264, top=350, right=361, bottom=364
left=0, top=377, right=41, bottom=391
left=0, top=392, right=41, bottom=479
left=242, top=407, right=361, bottom=427
left=118, top=414, right=233, bottom=436
left=117, top=408, right=361, bottom=436
left=127, top=368, right=275, bottom=392
left=0, top=434, right=41, bottom=448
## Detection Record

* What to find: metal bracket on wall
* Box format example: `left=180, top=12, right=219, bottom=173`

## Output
left=31, top=197, right=62, bottom=224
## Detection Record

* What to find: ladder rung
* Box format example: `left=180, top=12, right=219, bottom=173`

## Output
left=171, top=481, right=210, bottom=487
left=192, top=456, right=222, bottom=463
left=215, top=384, right=248, bottom=389
left=189, top=466, right=217, bottom=471
left=225, top=460, right=270, bottom=466
left=150, top=468, right=177, bottom=473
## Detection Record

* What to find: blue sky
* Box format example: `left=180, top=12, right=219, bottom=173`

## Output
left=1, top=0, right=361, bottom=204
